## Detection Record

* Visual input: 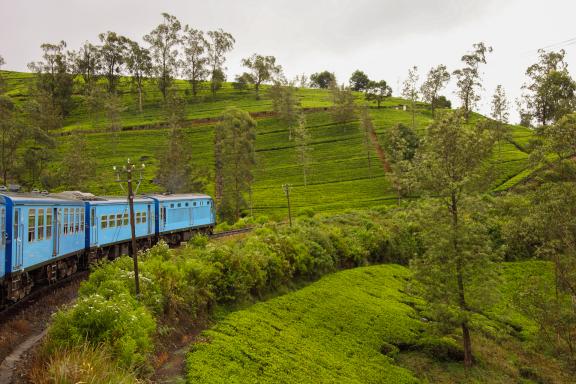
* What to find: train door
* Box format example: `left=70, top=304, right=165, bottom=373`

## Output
left=52, top=207, right=59, bottom=257
left=90, top=207, right=98, bottom=246
left=13, top=208, right=23, bottom=270
left=189, top=202, right=194, bottom=227
left=160, top=205, right=166, bottom=232
left=147, top=205, right=152, bottom=235
left=0, top=207, right=5, bottom=266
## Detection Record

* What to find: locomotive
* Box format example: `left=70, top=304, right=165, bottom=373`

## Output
left=0, top=191, right=215, bottom=305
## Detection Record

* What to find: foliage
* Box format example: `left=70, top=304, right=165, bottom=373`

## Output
left=521, top=49, right=576, bottom=126
left=401, top=66, right=419, bottom=129
left=98, top=31, right=129, bottom=94
left=420, top=64, right=450, bottom=117
left=240, top=54, right=282, bottom=96
left=349, top=69, right=370, bottom=92
left=453, top=42, right=492, bottom=119
left=182, top=26, right=208, bottom=97
left=330, top=83, right=356, bottom=124
left=309, top=70, right=335, bottom=89
left=365, top=79, right=392, bottom=108
left=206, top=29, right=235, bottom=96
left=59, top=133, right=96, bottom=189
left=293, top=113, right=312, bottom=186
left=267, top=80, right=300, bottom=138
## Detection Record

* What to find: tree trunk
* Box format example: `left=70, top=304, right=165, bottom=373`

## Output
left=461, top=321, right=473, bottom=368
left=138, top=84, right=143, bottom=113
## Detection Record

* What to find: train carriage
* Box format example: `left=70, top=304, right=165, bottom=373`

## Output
left=148, top=194, right=215, bottom=244
left=0, top=194, right=86, bottom=301
left=85, top=197, right=155, bottom=258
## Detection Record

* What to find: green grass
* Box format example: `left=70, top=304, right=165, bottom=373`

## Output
left=186, top=264, right=421, bottom=384
left=185, top=261, right=570, bottom=384
left=2, top=70, right=537, bottom=218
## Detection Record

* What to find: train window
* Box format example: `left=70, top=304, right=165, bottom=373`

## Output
left=185, top=202, right=189, bottom=207
left=136, top=212, right=141, bottom=224
left=80, top=210, right=85, bottom=232
left=161, top=207, right=166, bottom=225
left=75, top=208, right=80, bottom=232
left=170, top=203, right=174, bottom=208
left=193, top=202, right=197, bottom=207
left=123, top=213, right=128, bottom=226
left=63, top=208, right=68, bottom=234
left=91, top=208, right=95, bottom=227
left=177, top=203, right=181, bottom=208
left=101, top=215, right=108, bottom=229
left=28, top=209, right=36, bottom=242
left=46, top=210, right=52, bottom=239
left=116, top=214, right=122, bottom=227
left=38, top=208, right=44, bottom=240
left=142, top=211, right=147, bottom=224
left=109, top=214, right=116, bottom=228
left=70, top=209, right=75, bottom=233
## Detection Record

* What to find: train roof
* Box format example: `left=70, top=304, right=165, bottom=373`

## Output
left=146, top=193, right=212, bottom=201
left=0, top=193, right=86, bottom=205
left=86, top=196, right=152, bottom=205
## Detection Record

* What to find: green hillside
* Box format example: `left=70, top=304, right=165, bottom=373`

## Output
left=1, top=70, right=535, bottom=218
left=185, top=262, right=569, bottom=384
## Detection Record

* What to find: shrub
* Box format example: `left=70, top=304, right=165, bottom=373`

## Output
left=415, top=337, right=464, bottom=362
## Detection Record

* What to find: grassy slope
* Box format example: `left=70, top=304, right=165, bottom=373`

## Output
left=186, top=264, right=420, bottom=383
left=186, top=262, right=571, bottom=384
left=2, top=70, right=535, bottom=218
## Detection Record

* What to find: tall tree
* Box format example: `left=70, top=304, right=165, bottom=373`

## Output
left=532, top=113, right=576, bottom=177
left=310, top=71, right=336, bottom=89
left=240, top=54, right=282, bottom=98
left=156, top=91, right=205, bottom=193
left=206, top=29, right=235, bottom=97
left=402, top=66, right=419, bottom=129
left=359, top=106, right=373, bottom=172
left=125, top=40, right=152, bottom=113
left=453, top=42, right=492, bottom=119
left=521, top=49, right=576, bottom=126
left=0, top=95, right=26, bottom=184
left=420, top=64, right=450, bottom=117
left=268, top=80, right=300, bottom=140
left=383, top=123, right=420, bottom=203
left=214, top=107, right=256, bottom=222
left=182, top=26, right=208, bottom=97
left=294, top=113, right=312, bottom=187
left=60, top=133, right=96, bottom=189
left=412, top=110, right=496, bottom=368
left=365, top=80, right=392, bottom=109
left=70, top=41, right=101, bottom=94
left=331, top=84, right=356, bottom=125
left=349, top=70, right=370, bottom=92
left=490, top=85, right=511, bottom=175
left=28, top=40, right=74, bottom=118
left=143, top=13, right=182, bottom=101
left=98, top=31, right=129, bottom=94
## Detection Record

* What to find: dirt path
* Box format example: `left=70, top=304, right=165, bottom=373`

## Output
left=0, top=330, right=47, bottom=383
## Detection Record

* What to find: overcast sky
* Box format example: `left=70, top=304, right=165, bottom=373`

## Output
left=1, top=0, right=576, bottom=122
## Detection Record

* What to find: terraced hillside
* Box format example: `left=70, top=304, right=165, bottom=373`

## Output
left=2, top=70, right=535, bottom=218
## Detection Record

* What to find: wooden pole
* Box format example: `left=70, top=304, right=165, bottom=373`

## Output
left=126, top=165, right=140, bottom=297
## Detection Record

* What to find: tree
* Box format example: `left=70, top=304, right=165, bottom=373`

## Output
left=98, top=31, right=129, bottom=94
left=521, top=49, right=576, bottom=126
left=143, top=13, right=182, bottom=101
left=433, top=95, right=451, bottom=110
left=330, top=84, right=356, bottom=124
left=294, top=113, right=312, bottom=187
left=0, top=55, right=6, bottom=93
left=70, top=42, right=101, bottom=94
left=310, top=71, right=335, bottom=89
left=156, top=91, right=205, bottom=193
left=420, top=64, right=450, bottom=117
left=206, top=29, right=235, bottom=97
left=268, top=80, right=300, bottom=139
left=182, top=26, right=208, bottom=97
left=349, top=70, right=370, bottom=92
left=28, top=40, right=74, bottom=118
left=532, top=113, right=576, bottom=177
left=365, top=80, right=392, bottom=108
left=0, top=95, right=26, bottom=184
left=359, top=106, right=373, bottom=172
left=214, top=108, right=256, bottom=222
left=490, top=85, right=511, bottom=175
left=383, top=123, right=420, bottom=203
left=453, top=42, right=492, bottom=119
left=411, top=110, right=496, bottom=368
left=103, top=93, right=124, bottom=156
left=402, top=66, right=419, bottom=129
left=125, top=40, right=152, bottom=113
left=240, top=54, right=282, bottom=98
left=60, top=133, right=96, bottom=189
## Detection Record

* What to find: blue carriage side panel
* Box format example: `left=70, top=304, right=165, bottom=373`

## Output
left=1, top=196, right=13, bottom=280
left=149, top=194, right=215, bottom=234
left=84, top=202, right=91, bottom=251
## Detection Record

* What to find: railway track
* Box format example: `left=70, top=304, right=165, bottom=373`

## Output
left=210, top=227, right=253, bottom=239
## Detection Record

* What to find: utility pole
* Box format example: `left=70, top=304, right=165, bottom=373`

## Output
left=282, top=183, right=292, bottom=227
left=114, top=159, right=145, bottom=297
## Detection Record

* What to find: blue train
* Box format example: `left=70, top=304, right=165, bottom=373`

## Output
left=0, top=191, right=215, bottom=304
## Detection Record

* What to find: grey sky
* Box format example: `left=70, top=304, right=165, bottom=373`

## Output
left=1, top=0, right=575, bottom=122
